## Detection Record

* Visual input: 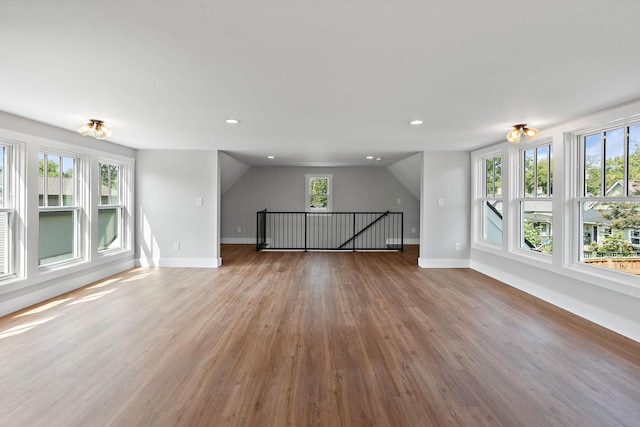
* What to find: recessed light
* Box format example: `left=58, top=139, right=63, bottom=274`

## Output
left=225, top=118, right=240, bottom=124
left=409, top=120, right=423, bottom=125
left=376, top=157, right=383, bottom=161
left=366, top=156, right=374, bottom=160
left=267, top=155, right=275, bottom=159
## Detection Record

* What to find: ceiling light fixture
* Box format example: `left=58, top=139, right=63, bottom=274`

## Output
left=225, top=118, right=240, bottom=124
left=506, top=123, right=539, bottom=143
left=366, top=156, right=374, bottom=160
left=267, top=155, right=275, bottom=159
left=409, top=120, right=423, bottom=125
left=77, top=119, right=113, bottom=139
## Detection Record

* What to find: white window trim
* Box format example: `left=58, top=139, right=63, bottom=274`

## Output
left=565, top=124, right=640, bottom=287
left=0, top=139, right=24, bottom=282
left=96, top=157, right=133, bottom=257
left=476, top=152, right=504, bottom=249
left=97, top=162, right=125, bottom=253
left=305, top=174, right=332, bottom=213
left=38, top=149, right=87, bottom=270
left=514, top=139, right=554, bottom=260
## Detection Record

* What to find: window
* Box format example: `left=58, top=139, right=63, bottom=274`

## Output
left=98, top=163, right=124, bottom=251
left=578, top=124, right=640, bottom=275
left=520, top=143, right=553, bottom=254
left=482, top=154, right=502, bottom=243
left=39, top=151, right=81, bottom=266
left=0, top=142, right=18, bottom=278
left=305, top=174, right=332, bottom=212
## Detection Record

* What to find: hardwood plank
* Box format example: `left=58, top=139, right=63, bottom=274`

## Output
left=1, top=245, right=639, bottom=426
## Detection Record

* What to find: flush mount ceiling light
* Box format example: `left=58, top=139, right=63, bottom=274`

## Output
left=225, top=118, right=241, bottom=124
left=409, top=120, right=424, bottom=126
left=77, top=119, right=113, bottom=139
left=506, top=123, right=540, bottom=143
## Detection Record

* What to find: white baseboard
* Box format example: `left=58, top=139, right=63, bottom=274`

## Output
left=221, top=237, right=255, bottom=244
left=418, top=258, right=470, bottom=268
left=136, top=257, right=222, bottom=268
left=470, top=258, right=640, bottom=343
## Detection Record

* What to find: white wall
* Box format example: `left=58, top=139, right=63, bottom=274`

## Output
left=419, top=152, right=471, bottom=268
left=470, top=100, right=640, bottom=342
left=136, top=150, right=221, bottom=267
left=0, top=112, right=136, bottom=317
left=221, top=166, right=420, bottom=244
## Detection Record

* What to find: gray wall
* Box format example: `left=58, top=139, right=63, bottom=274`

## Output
left=221, top=166, right=420, bottom=242
left=136, top=150, right=221, bottom=267
left=419, top=152, right=471, bottom=266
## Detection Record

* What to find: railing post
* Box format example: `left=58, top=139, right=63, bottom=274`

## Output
left=352, top=212, right=356, bottom=251
left=304, top=212, right=308, bottom=252
left=400, top=212, right=404, bottom=252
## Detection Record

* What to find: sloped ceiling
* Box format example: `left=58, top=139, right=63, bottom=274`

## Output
left=2, top=1, right=640, bottom=167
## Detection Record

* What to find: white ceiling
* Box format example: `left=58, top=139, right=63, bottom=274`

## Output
left=2, top=0, right=640, bottom=166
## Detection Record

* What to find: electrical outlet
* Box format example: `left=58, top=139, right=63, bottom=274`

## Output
left=411, top=227, right=416, bottom=234
left=237, top=226, right=242, bottom=233
left=196, top=197, right=203, bottom=206
left=173, top=242, right=180, bottom=250
left=455, top=243, right=461, bottom=251
left=438, top=198, right=444, bottom=206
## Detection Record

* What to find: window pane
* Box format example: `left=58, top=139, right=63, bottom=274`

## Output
left=101, top=164, right=120, bottom=205
left=62, top=157, right=75, bottom=206
left=630, top=125, right=640, bottom=196
left=39, top=210, right=75, bottom=265
left=98, top=207, right=122, bottom=251
left=110, top=166, right=119, bottom=205
left=537, top=146, right=549, bottom=196
left=584, top=133, right=602, bottom=197
left=485, top=158, right=494, bottom=197
left=46, top=154, right=61, bottom=206
left=524, top=149, right=535, bottom=197
left=604, top=128, right=624, bottom=197
left=522, top=200, right=553, bottom=254
left=484, top=200, right=503, bottom=243
left=581, top=201, right=640, bottom=275
left=310, top=178, right=328, bottom=195
left=310, top=195, right=327, bottom=209
left=38, top=153, right=45, bottom=206
left=0, top=211, right=8, bottom=274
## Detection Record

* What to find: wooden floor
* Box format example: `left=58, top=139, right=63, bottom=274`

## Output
left=1, top=245, right=640, bottom=426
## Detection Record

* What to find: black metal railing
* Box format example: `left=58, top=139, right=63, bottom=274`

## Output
left=256, top=210, right=403, bottom=251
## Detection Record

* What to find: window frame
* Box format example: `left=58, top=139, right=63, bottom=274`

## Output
left=38, top=149, right=86, bottom=268
left=305, top=174, right=332, bottom=213
left=97, top=162, right=125, bottom=253
left=0, top=140, right=22, bottom=281
left=480, top=153, right=503, bottom=245
left=572, top=124, right=640, bottom=277
left=517, top=140, right=554, bottom=257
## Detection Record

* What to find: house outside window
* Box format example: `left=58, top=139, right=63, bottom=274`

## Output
left=39, top=151, right=82, bottom=266
left=520, top=142, right=553, bottom=254
left=305, top=174, right=332, bottom=212
left=98, top=162, right=124, bottom=252
left=482, top=154, right=502, bottom=244
left=577, top=124, right=640, bottom=275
